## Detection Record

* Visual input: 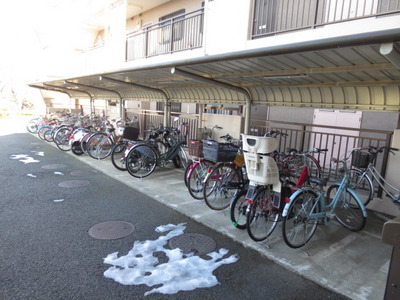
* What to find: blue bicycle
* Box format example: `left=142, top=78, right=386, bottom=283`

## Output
left=281, top=158, right=367, bottom=248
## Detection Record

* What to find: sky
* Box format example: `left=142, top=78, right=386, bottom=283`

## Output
left=0, top=0, right=102, bottom=82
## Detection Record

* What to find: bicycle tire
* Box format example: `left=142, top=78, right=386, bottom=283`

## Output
left=203, top=164, right=240, bottom=211
left=230, top=190, right=250, bottom=229
left=87, top=133, right=114, bottom=159
left=26, top=118, right=39, bottom=133
left=246, top=187, right=280, bottom=241
left=327, top=184, right=367, bottom=232
left=44, top=128, right=54, bottom=142
left=348, top=169, right=373, bottom=207
left=282, top=189, right=320, bottom=248
left=187, top=160, right=214, bottom=200
left=37, top=126, right=50, bottom=140
left=80, top=132, right=96, bottom=154
left=125, top=144, right=157, bottom=178
left=173, top=146, right=189, bottom=169
left=111, top=141, right=128, bottom=171
left=54, top=127, right=72, bottom=151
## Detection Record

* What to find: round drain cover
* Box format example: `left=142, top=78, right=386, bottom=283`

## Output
left=71, top=170, right=98, bottom=176
left=169, top=233, right=216, bottom=256
left=42, top=164, right=66, bottom=169
left=88, top=221, right=135, bottom=240
left=58, top=180, right=90, bottom=188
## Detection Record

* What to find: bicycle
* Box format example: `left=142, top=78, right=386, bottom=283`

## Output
left=229, top=134, right=288, bottom=241
left=201, top=135, right=247, bottom=210
left=281, top=158, right=367, bottom=249
left=345, top=146, right=400, bottom=207
left=230, top=144, right=322, bottom=233
left=125, top=126, right=189, bottom=178
left=185, top=125, right=222, bottom=199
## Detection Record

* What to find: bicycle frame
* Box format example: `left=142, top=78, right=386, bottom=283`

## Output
left=282, top=172, right=367, bottom=222
left=357, top=164, right=400, bottom=201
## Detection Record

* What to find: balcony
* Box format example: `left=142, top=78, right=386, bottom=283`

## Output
left=126, top=8, right=204, bottom=61
left=252, top=0, right=400, bottom=38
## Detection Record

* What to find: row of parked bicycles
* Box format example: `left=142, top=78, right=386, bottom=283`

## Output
left=183, top=129, right=400, bottom=249
left=27, top=114, right=400, bottom=249
left=26, top=113, right=190, bottom=178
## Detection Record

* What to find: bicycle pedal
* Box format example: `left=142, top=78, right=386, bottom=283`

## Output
left=325, top=212, right=335, bottom=219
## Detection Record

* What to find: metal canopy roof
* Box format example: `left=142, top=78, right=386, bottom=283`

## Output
left=30, top=30, right=400, bottom=112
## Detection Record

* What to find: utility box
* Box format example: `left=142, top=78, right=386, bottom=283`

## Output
left=382, top=216, right=400, bottom=300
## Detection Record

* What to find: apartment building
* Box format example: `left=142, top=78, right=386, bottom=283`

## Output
left=31, top=0, right=400, bottom=214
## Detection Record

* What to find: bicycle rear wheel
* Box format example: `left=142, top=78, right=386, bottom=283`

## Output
left=230, top=190, right=250, bottom=229
left=246, top=187, right=280, bottom=241
left=125, top=144, right=157, bottom=178
left=327, top=184, right=366, bottom=231
left=187, top=160, right=214, bottom=200
left=87, top=133, right=114, bottom=159
left=203, top=164, right=241, bottom=210
left=282, top=190, right=320, bottom=248
left=348, top=169, right=373, bottom=207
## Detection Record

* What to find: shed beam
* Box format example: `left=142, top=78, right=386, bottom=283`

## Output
left=64, top=80, right=123, bottom=119
left=99, top=76, right=171, bottom=126
left=171, top=68, right=252, bottom=134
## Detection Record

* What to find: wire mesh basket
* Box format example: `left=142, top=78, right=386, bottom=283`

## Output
left=203, top=140, right=238, bottom=162
left=351, top=150, right=374, bottom=168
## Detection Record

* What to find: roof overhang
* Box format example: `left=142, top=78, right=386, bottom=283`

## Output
left=30, top=29, right=400, bottom=111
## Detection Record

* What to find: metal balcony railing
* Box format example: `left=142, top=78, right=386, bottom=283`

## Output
left=126, top=8, right=204, bottom=61
left=252, top=0, right=400, bottom=38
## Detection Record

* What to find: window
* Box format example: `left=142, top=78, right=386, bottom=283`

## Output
left=157, top=102, right=182, bottom=113
left=159, top=9, right=185, bottom=43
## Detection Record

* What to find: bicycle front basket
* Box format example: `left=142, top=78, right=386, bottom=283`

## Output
left=351, top=150, right=373, bottom=168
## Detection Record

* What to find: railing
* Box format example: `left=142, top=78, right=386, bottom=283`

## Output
left=126, top=8, right=204, bottom=61
left=249, top=119, right=393, bottom=183
left=252, top=0, right=400, bottom=38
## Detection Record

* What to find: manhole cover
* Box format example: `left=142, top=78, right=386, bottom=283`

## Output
left=58, top=180, right=90, bottom=188
left=71, top=170, right=98, bottom=176
left=41, top=164, right=67, bottom=170
left=88, top=221, right=135, bottom=240
left=169, top=233, right=217, bottom=256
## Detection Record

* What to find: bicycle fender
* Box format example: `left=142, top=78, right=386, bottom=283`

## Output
left=186, top=161, right=199, bottom=178
left=282, top=187, right=315, bottom=217
left=346, top=187, right=368, bottom=217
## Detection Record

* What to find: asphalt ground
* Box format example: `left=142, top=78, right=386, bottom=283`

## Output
left=0, top=121, right=349, bottom=299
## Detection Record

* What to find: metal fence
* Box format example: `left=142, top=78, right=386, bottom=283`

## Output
left=249, top=119, right=393, bottom=180
left=252, top=0, right=400, bottom=38
left=126, top=8, right=204, bottom=61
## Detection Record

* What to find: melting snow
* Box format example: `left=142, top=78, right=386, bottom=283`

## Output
left=53, top=199, right=65, bottom=202
left=10, top=154, right=40, bottom=164
left=31, top=151, right=44, bottom=156
left=27, top=174, right=37, bottom=178
left=103, top=223, right=239, bottom=296
left=54, top=172, right=64, bottom=176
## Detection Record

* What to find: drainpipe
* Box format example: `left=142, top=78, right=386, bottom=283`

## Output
left=171, top=68, right=252, bottom=134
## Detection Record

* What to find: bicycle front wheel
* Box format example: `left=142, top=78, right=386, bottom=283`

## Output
left=125, top=144, right=157, bottom=178
left=327, top=184, right=366, bottom=231
left=203, top=164, right=241, bottom=210
left=87, top=133, right=114, bottom=159
left=54, top=127, right=72, bottom=151
left=282, top=190, right=320, bottom=248
left=111, top=141, right=128, bottom=171
left=246, top=187, right=280, bottom=241
left=348, top=169, right=373, bottom=207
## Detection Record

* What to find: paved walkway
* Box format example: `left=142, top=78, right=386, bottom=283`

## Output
left=3, top=116, right=393, bottom=300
